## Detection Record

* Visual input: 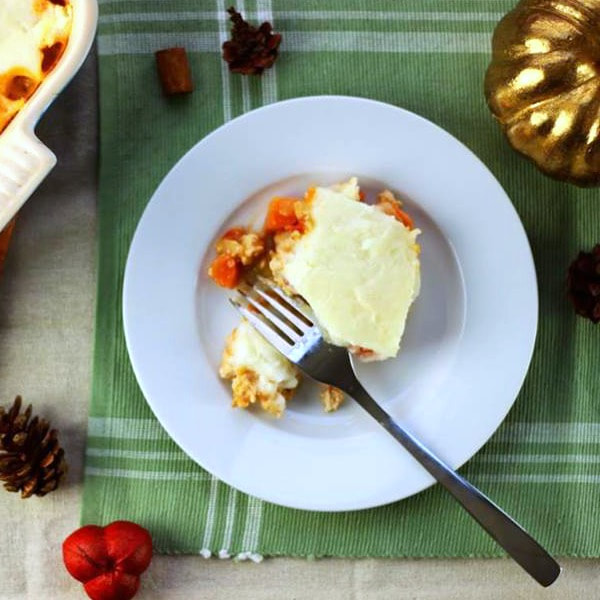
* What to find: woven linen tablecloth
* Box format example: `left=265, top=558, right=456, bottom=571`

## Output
left=83, top=0, right=600, bottom=558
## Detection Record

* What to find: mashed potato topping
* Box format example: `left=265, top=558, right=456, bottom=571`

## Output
left=272, top=180, right=421, bottom=360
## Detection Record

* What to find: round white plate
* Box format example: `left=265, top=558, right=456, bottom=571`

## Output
left=123, top=96, right=537, bottom=512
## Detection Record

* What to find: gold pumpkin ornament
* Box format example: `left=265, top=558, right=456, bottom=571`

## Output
left=485, top=0, right=600, bottom=185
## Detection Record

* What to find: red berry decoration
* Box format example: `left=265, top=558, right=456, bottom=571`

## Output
left=63, top=521, right=153, bottom=600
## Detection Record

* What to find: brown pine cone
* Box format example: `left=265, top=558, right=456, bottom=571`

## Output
left=567, top=244, right=600, bottom=323
left=222, top=7, right=282, bottom=75
left=0, top=396, right=67, bottom=498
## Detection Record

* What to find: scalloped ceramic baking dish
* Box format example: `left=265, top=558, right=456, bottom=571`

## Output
left=0, top=0, right=98, bottom=233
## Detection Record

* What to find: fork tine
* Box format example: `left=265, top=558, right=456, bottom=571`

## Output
left=244, top=281, right=310, bottom=334
left=238, top=287, right=301, bottom=342
left=256, top=276, right=314, bottom=326
left=229, top=298, right=294, bottom=357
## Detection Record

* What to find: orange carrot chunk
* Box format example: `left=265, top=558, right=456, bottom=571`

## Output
left=393, top=207, right=414, bottom=230
left=380, top=200, right=415, bottom=230
left=264, top=197, right=302, bottom=232
left=208, top=254, right=241, bottom=288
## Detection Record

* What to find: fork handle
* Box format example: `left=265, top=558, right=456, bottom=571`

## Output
left=345, top=379, right=560, bottom=587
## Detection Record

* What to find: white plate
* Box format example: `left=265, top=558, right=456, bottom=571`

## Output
left=123, top=96, right=537, bottom=512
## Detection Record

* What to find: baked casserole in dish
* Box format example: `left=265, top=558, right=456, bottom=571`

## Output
left=0, top=0, right=97, bottom=234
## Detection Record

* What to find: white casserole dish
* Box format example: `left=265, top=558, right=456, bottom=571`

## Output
left=0, top=0, right=98, bottom=232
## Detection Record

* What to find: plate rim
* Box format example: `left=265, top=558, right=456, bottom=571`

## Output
left=123, top=95, right=539, bottom=512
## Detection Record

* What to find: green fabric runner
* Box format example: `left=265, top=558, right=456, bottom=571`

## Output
left=83, top=0, right=600, bottom=557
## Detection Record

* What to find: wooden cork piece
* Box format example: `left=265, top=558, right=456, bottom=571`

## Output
left=155, top=47, right=194, bottom=95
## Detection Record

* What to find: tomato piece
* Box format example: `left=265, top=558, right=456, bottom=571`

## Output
left=264, top=197, right=302, bottom=232
left=208, top=254, right=241, bottom=288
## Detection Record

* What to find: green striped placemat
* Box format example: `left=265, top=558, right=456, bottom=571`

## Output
left=83, top=0, right=600, bottom=557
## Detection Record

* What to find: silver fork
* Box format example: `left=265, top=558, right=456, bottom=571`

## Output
left=230, top=279, right=560, bottom=587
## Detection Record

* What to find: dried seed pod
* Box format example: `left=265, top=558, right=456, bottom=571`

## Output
left=567, top=245, right=600, bottom=322
left=222, top=7, right=282, bottom=75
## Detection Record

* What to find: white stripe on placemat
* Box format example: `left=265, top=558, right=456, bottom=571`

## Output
left=87, top=417, right=167, bottom=439
left=238, top=496, right=264, bottom=562
left=477, top=454, right=600, bottom=464
left=492, top=423, right=600, bottom=444
left=199, top=475, right=221, bottom=558
left=99, top=10, right=503, bottom=24
left=257, top=0, right=278, bottom=106
left=100, top=10, right=218, bottom=21
left=86, top=447, right=188, bottom=460
left=241, top=77, right=252, bottom=112
left=216, top=0, right=232, bottom=122
left=97, top=31, right=491, bottom=55
left=98, top=32, right=216, bottom=55
left=84, top=466, right=210, bottom=480
left=218, top=487, right=239, bottom=558
left=273, top=10, right=503, bottom=21
left=237, top=0, right=252, bottom=114
left=475, top=474, right=600, bottom=484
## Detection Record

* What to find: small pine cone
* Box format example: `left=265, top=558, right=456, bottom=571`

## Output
left=567, top=244, right=600, bottom=323
left=222, top=7, right=282, bottom=75
left=0, top=396, right=67, bottom=498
